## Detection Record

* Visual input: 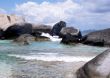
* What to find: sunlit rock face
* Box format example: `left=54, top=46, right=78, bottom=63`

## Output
left=0, top=14, right=25, bottom=30
left=76, top=49, right=110, bottom=78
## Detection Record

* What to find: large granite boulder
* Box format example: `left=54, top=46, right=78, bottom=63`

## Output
left=32, top=24, right=52, bottom=33
left=4, top=23, right=32, bottom=39
left=13, top=34, right=35, bottom=45
left=0, top=14, right=25, bottom=30
left=50, top=21, right=66, bottom=36
left=32, top=24, right=52, bottom=37
left=76, top=49, right=110, bottom=78
left=60, top=27, right=82, bottom=44
left=83, top=28, right=110, bottom=46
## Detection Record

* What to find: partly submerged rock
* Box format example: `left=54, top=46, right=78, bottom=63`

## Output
left=50, top=21, right=66, bottom=36
left=4, top=23, right=32, bottom=39
left=83, top=28, right=110, bottom=47
left=13, top=34, right=35, bottom=45
left=35, top=36, right=50, bottom=41
left=60, top=27, right=82, bottom=44
left=76, top=49, right=110, bottom=78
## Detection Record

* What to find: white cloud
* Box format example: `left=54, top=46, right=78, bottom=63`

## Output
left=15, top=0, right=81, bottom=25
left=15, top=0, right=110, bottom=30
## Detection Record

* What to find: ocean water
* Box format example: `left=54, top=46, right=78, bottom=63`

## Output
left=0, top=40, right=108, bottom=78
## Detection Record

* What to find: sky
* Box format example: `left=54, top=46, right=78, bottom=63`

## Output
left=0, top=0, right=110, bottom=30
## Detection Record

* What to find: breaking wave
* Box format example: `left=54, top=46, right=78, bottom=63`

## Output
left=41, top=33, right=62, bottom=42
left=8, top=53, right=94, bottom=62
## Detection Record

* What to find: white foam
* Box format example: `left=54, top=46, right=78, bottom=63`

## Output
left=29, top=53, right=59, bottom=55
left=41, top=33, right=62, bottom=42
left=8, top=53, right=94, bottom=62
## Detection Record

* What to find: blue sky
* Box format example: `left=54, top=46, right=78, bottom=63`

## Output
left=0, top=0, right=110, bottom=30
left=0, top=0, right=65, bottom=12
left=0, top=0, right=41, bottom=12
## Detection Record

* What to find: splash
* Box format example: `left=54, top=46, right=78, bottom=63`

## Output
left=41, top=33, right=62, bottom=42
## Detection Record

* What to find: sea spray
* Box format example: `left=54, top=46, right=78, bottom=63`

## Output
left=41, top=33, right=62, bottom=42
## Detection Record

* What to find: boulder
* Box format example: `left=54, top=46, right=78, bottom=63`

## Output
left=13, top=34, right=35, bottom=45
left=83, top=28, right=110, bottom=46
left=0, top=14, right=25, bottom=30
left=4, top=23, right=32, bottom=39
left=32, top=24, right=52, bottom=37
left=76, top=49, right=110, bottom=78
left=50, top=21, right=66, bottom=36
left=32, top=24, right=52, bottom=33
left=60, top=27, right=82, bottom=44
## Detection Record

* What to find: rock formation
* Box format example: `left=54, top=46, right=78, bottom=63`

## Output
left=0, top=14, right=25, bottom=30
left=13, top=34, right=35, bottom=45
left=4, top=23, right=32, bottom=39
left=32, top=24, right=52, bottom=37
left=0, top=28, right=4, bottom=39
left=83, top=28, right=110, bottom=46
left=76, top=49, right=110, bottom=78
left=60, top=27, right=82, bottom=44
left=32, top=24, right=52, bottom=33
left=35, top=36, right=50, bottom=41
left=50, top=21, right=66, bottom=36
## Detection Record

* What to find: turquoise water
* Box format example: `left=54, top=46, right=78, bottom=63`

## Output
left=0, top=40, right=108, bottom=78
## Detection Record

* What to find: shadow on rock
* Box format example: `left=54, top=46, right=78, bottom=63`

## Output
left=76, top=49, right=110, bottom=78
